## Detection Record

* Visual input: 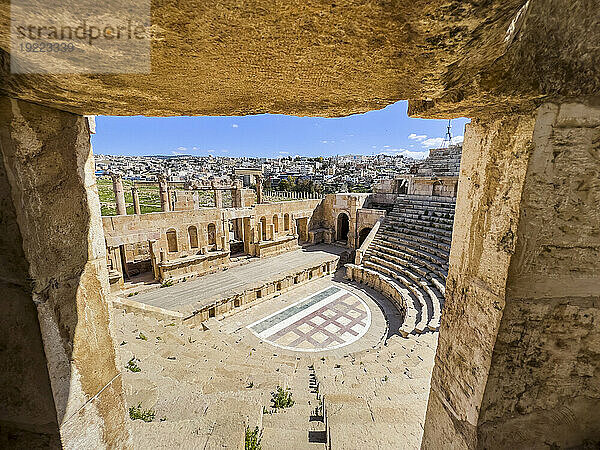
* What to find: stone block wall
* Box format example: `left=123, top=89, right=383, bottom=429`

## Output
left=422, top=102, right=600, bottom=449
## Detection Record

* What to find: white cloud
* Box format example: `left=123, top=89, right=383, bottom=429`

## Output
left=232, top=124, right=239, bottom=128
left=378, top=148, right=428, bottom=159
left=278, top=151, right=289, bottom=155
left=419, top=135, right=463, bottom=149
left=221, top=149, right=229, bottom=153
left=408, top=133, right=428, bottom=141
left=383, top=145, right=391, bottom=148
left=420, top=137, right=445, bottom=148
left=176, top=146, right=187, bottom=151
left=320, top=140, right=335, bottom=144
left=401, top=150, right=428, bottom=159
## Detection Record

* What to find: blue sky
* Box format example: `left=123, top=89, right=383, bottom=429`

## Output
left=92, top=101, right=469, bottom=159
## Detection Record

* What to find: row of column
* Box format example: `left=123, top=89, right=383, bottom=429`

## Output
left=111, top=176, right=246, bottom=215
left=111, top=174, right=166, bottom=215
left=265, top=190, right=322, bottom=199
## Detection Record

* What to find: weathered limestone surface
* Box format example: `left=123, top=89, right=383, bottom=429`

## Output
left=111, top=174, right=127, bottom=216
left=0, top=97, right=131, bottom=448
left=479, top=103, right=600, bottom=447
left=1, top=1, right=597, bottom=117
left=422, top=102, right=600, bottom=448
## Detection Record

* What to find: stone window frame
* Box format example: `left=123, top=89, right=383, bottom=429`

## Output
left=188, top=225, right=199, bottom=249
left=166, top=228, right=178, bottom=253
left=207, top=223, right=217, bottom=246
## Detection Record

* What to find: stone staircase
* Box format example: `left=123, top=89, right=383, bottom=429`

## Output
left=318, top=333, right=438, bottom=449
left=112, top=309, right=326, bottom=449
left=261, top=364, right=326, bottom=449
left=355, top=195, right=455, bottom=336
left=414, top=145, right=462, bottom=177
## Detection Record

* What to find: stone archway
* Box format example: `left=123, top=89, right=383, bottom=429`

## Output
left=337, top=212, right=350, bottom=242
left=358, top=227, right=372, bottom=247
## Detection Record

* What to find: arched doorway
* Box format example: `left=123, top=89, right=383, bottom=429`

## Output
left=337, top=212, right=349, bottom=243
left=358, top=227, right=372, bottom=247
left=207, top=223, right=216, bottom=246
left=260, top=216, right=267, bottom=240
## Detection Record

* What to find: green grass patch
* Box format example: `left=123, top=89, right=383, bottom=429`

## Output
left=129, top=403, right=155, bottom=422
left=245, top=426, right=262, bottom=450
left=270, top=386, right=294, bottom=410
left=125, top=357, right=141, bottom=373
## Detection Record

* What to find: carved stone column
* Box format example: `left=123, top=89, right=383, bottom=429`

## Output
left=256, top=175, right=264, bottom=204
left=131, top=186, right=141, bottom=215
left=158, top=175, right=170, bottom=212
left=111, top=174, right=127, bottom=215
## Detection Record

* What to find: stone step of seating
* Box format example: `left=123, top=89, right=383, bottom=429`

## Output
left=385, top=215, right=454, bottom=232
left=385, top=220, right=453, bottom=238
left=373, top=237, right=449, bottom=268
left=261, top=428, right=326, bottom=450
left=394, top=197, right=456, bottom=209
left=363, top=259, right=429, bottom=335
left=351, top=264, right=419, bottom=335
left=391, top=205, right=455, bottom=216
left=374, top=233, right=449, bottom=264
left=381, top=224, right=453, bottom=247
left=363, top=258, right=442, bottom=332
left=364, top=255, right=444, bottom=332
left=366, top=244, right=447, bottom=282
left=391, top=209, right=454, bottom=223
left=391, top=209, right=454, bottom=222
left=378, top=228, right=451, bottom=252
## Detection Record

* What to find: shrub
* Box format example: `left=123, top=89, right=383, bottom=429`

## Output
left=270, top=386, right=294, bottom=410
left=129, top=403, right=155, bottom=422
left=245, top=426, right=262, bottom=450
left=125, top=357, right=141, bottom=373
left=136, top=332, right=147, bottom=341
left=161, top=279, right=174, bottom=288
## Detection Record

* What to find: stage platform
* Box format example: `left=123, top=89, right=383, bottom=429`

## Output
left=128, top=244, right=348, bottom=315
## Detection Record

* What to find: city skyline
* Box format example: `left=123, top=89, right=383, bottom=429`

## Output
left=92, top=101, right=469, bottom=159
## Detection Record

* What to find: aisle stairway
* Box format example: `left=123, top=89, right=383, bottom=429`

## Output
left=358, top=195, right=455, bottom=336
left=112, top=310, right=326, bottom=449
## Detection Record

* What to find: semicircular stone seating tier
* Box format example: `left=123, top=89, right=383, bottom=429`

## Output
left=353, top=194, right=455, bottom=337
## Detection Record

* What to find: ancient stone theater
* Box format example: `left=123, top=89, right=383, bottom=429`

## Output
left=0, top=1, right=598, bottom=449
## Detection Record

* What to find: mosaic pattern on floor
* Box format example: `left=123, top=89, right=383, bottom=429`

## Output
left=247, top=286, right=371, bottom=352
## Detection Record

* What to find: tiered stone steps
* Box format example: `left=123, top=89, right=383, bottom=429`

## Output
left=317, top=333, right=438, bottom=449
left=360, top=195, right=455, bottom=336
left=261, top=364, right=326, bottom=449
left=415, top=145, right=462, bottom=177
left=112, top=310, right=325, bottom=449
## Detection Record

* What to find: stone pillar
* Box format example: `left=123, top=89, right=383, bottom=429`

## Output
left=0, top=97, right=130, bottom=448
left=256, top=175, right=264, bottom=204
left=212, top=181, right=223, bottom=208
left=268, top=224, right=275, bottom=241
left=111, top=173, right=127, bottom=215
left=257, top=221, right=264, bottom=242
left=158, top=175, right=170, bottom=212
left=131, top=186, right=141, bottom=215
left=422, top=103, right=600, bottom=449
left=243, top=217, right=253, bottom=255
left=232, top=179, right=243, bottom=208
left=148, top=239, right=159, bottom=280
